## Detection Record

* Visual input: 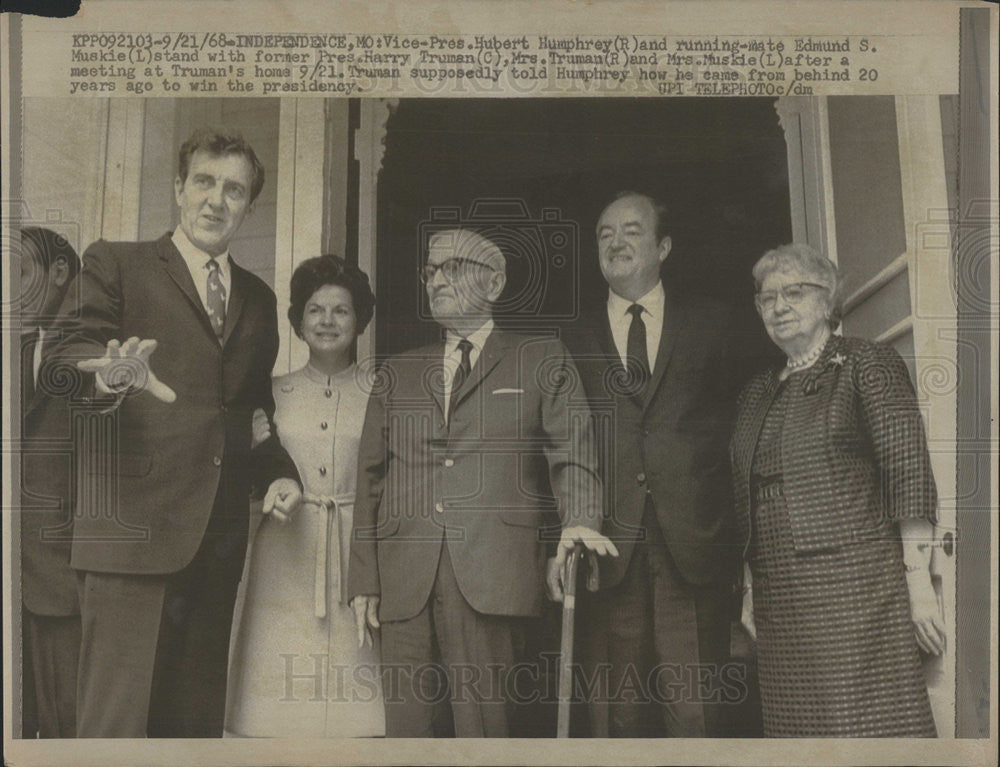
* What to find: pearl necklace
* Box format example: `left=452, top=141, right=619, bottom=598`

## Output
left=786, top=338, right=828, bottom=370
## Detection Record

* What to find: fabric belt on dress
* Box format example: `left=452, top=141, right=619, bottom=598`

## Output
left=750, top=473, right=784, bottom=504
left=301, top=494, right=352, bottom=618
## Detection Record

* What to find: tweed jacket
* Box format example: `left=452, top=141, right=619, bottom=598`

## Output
left=348, top=330, right=603, bottom=622
left=730, top=334, right=938, bottom=556
left=43, top=233, right=298, bottom=575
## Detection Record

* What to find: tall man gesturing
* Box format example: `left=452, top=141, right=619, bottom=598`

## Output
left=47, top=128, right=301, bottom=738
left=349, top=228, right=618, bottom=737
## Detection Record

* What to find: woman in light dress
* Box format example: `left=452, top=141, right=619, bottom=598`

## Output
left=226, top=255, right=384, bottom=737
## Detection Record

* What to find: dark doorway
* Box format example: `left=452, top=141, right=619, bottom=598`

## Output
left=375, top=97, right=791, bottom=362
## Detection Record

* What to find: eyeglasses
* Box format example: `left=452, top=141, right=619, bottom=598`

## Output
left=754, top=282, right=829, bottom=311
left=419, top=257, right=496, bottom=284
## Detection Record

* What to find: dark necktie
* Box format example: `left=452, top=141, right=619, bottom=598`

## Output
left=450, top=338, right=473, bottom=415
left=205, top=257, right=226, bottom=339
left=626, top=303, right=649, bottom=392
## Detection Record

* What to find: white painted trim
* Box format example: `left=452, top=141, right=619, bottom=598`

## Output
left=843, top=252, right=910, bottom=314
left=774, top=96, right=838, bottom=263
left=100, top=100, right=146, bottom=242
left=873, top=316, right=913, bottom=344
left=815, top=98, right=839, bottom=265
left=894, top=93, right=958, bottom=738
left=274, top=99, right=328, bottom=376
left=274, top=100, right=298, bottom=376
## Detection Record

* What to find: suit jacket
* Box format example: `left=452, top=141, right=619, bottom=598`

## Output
left=729, top=334, right=938, bottom=556
left=43, top=232, right=297, bottom=575
left=20, top=330, right=78, bottom=616
left=348, top=330, right=603, bottom=622
left=563, top=285, right=748, bottom=587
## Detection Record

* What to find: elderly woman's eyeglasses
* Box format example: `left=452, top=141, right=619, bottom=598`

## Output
left=754, top=282, right=829, bottom=311
left=420, top=258, right=496, bottom=284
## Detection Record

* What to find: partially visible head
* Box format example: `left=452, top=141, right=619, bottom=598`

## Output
left=18, top=227, right=81, bottom=325
left=174, top=128, right=264, bottom=256
left=752, top=243, right=842, bottom=351
left=596, top=192, right=671, bottom=300
left=288, top=255, right=375, bottom=358
left=424, top=228, right=506, bottom=328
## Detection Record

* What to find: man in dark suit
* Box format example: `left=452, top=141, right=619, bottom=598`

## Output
left=348, top=228, right=618, bottom=737
left=46, top=128, right=301, bottom=738
left=17, top=227, right=82, bottom=738
left=561, top=192, right=745, bottom=737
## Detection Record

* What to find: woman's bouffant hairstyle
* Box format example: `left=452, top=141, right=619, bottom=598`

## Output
left=752, top=242, right=844, bottom=330
left=287, top=255, right=376, bottom=338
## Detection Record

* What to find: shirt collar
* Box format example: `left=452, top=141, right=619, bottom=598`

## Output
left=172, top=227, right=231, bottom=277
left=607, top=280, right=665, bottom=318
left=445, top=318, right=495, bottom=355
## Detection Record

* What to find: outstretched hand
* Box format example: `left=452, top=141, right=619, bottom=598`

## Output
left=77, top=337, right=177, bottom=403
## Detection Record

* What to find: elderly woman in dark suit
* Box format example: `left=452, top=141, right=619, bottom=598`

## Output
left=730, top=243, right=944, bottom=737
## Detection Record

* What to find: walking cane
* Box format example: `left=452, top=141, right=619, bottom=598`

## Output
left=556, top=543, right=598, bottom=737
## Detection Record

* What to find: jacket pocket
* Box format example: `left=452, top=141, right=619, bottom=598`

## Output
left=499, top=510, right=541, bottom=529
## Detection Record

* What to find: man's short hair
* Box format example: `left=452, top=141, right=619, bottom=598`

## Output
left=428, top=228, right=507, bottom=275
left=177, top=127, right=265, bottom=204
left=20, top=226, right=81, bottom=280
left=606, top=190, right=671, bottom=243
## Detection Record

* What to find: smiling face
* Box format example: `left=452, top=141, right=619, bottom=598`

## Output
left=174, top=149, right=254, bottom=255
left=300, top=284, right=357, bottom=361
left=757, top=266, right=833, bottom=354
left=596, top=195, right=671, bottom=300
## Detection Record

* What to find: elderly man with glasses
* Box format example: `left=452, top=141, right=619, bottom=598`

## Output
left=349, top=227, right=618, bottom=737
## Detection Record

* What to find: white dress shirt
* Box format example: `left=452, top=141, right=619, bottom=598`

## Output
left=172, top=228, right=232, bottom=314
left=442, top=318, right=494, bottom=420
left=606, top=281, right=665, bottom=372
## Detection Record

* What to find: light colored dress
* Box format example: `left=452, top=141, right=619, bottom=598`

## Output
left=226, top=363, right=385, bottom=737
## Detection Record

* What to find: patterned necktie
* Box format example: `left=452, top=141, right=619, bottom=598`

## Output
left=205, top=257, right=226, bottom=339
left=450, top=338, right=473, bottom=415
left=626, top=303, right=649, bottom=392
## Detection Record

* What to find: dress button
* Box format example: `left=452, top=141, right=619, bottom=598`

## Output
left=444, top=458, right=454, bottom=468
left=636, top=472, right=646, bottom=485
left=435, top=502, right=444, bottom=513
left=320, top=421, right=328, bottom=430
left=325, top=389, right=332, bottom=398
left=212, top=456, right=222, bottom=467
left=319, top=466, right=328, bottom=476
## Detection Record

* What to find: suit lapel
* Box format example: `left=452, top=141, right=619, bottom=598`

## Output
left=642, top=286, right=685, bottom=409
left=158, top=234, right=218, bottom=341
left=222, top=258, right=247, bottom=348
left=450, top=329, right=507, bottom=413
